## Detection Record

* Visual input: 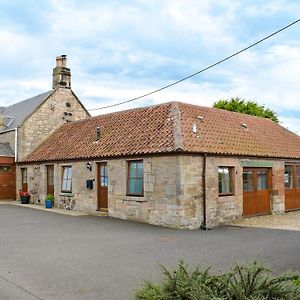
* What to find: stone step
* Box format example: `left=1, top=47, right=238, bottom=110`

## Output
left=89, top=211, right=109, bottom=217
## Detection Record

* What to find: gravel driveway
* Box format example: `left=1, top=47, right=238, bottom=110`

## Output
left=228, top=210, right=300, bottom=231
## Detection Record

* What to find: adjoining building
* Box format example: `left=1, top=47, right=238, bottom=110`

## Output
left=19, top=101, right=300, bottom=228
left=0, top=55, right=90, bottom=200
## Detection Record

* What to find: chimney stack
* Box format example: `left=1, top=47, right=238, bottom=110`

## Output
left=52, top=55, right=71, bottom=89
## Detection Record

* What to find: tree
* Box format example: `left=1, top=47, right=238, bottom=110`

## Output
left=213, top=97, right=279, bottom=123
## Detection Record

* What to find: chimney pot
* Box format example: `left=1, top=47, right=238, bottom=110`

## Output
left=52, top=55, right=71, bottom=89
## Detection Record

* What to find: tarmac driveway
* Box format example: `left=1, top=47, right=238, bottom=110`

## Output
left=0, top=204, right=299, bottom=300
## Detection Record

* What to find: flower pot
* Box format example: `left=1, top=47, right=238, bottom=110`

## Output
left=20, top=196, right=30, bottom=204
left=45, top=199, right=53, bottom=209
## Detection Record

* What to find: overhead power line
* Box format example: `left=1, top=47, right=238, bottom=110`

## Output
left=89, top=18, right=300, bottom=111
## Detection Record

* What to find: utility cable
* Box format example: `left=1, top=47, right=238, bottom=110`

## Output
left=89, top=18, right=300, bottom=111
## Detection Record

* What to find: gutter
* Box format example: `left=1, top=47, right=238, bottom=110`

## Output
left=0, top=127, right=16, bottom=134
left=200, top=153, right=209, bottom=230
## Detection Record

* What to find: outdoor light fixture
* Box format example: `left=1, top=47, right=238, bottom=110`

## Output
left=86, top=162, right=92, bottom=171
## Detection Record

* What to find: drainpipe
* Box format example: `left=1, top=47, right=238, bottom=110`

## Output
left=14, top=127, right=18, bottom=162
left=200, top=153, right=209, bottom=230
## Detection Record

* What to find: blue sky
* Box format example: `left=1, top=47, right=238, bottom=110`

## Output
left=0, top=0, right=300, bottom=133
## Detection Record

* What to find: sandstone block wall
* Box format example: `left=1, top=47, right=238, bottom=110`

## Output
left=205, top=157, right=286, bottom=227
left=18, top=155, right=290, bottom=229
left=18, top=88, right=89, bottom=161
left=18, top=155, right=204, bottom=229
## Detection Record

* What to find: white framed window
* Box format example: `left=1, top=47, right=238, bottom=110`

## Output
left=218, top=167, right=234, bottom=195
left=61, top=166, right=72, bottom=192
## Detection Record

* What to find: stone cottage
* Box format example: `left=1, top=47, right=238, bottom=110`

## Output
left=0, top=55, right=90, bottom=200
left=19, top=101, right=300, bottom=229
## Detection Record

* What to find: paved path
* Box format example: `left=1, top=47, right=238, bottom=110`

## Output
left=0, top=204, right=299, bottom=299
left=227, top=210, right=300, bottom=231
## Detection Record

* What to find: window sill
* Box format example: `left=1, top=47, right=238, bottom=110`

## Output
left=218, top=193, right=235, bottom=197
left=122, top=196, right=147, bottom=202
left=60, top=192, right=74, bottom=197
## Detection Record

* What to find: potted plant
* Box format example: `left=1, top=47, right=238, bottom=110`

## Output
left=19, top=191, right=31, bottom=204
left=45, top=194, right=54, bottom=209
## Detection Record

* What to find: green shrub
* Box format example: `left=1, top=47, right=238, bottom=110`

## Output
left=135, top=260, right=300, bottom=300
left=45, top=194, right=54, bottom=201
left=294, top=277, right=300, bottom=286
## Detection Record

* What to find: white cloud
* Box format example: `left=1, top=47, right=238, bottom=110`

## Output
left=0, top=0, right=299, bottom=135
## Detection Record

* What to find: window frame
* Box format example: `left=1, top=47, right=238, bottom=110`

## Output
left=61, top=166, right=72, bottom=193
left=126, top=160, right=144, bottom=197
left=284, top=165, right=294, bottom=190
left=218, top=166, right=235, bottom=196
left=0, top=165, right=11, bottom=173
left=21, top=168, right=28, bottom=184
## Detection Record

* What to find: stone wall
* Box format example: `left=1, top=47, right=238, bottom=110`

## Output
left=205, top=156, right=286, bottom=227
left=205, top=156, right=243, bottom=227
left=18, top=155, right=289, bottom=229
left=18, top=155, right=204, bottom=229
left=18, top=88, right=89, bottom=160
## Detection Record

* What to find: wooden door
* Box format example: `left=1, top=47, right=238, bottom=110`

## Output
left=285, top=165, right=300, bottom=211
left=0, top=164, right=16, bottom=200
left=243, top=168, right=271, bottom=217
left=21, top=168, right=28, bottom=192
left=97, top=162, right=108, bottom=210
left=46, top=165, right=54, bottom=196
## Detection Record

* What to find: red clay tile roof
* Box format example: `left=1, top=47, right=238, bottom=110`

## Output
left=22, top=101, right=300, bottom=162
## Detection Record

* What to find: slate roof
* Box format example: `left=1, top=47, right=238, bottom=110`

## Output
left=0, top=90, right=53, bottom=131
left=0, top=143, right=14, bottom=156
left=22, top=101, right=300, bottom=162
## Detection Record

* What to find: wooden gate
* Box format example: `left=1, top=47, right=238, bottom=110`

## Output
left=243, top=168, right=271, bottom=217
left=285, top=165, right=300, bottom=211
left=0, top=157, right=16, bottom=200
left=97, top=162, right=108, bottom=210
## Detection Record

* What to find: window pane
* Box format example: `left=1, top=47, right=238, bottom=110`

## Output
left=129, top=179, right=136, bottom=194
left=224, top=178, right=231, bottom=193
left=101, top=165, right=107, bottom=176
left=66, top=179, right=72, bottom=191
left=22, top=169, right=28, bottom=183
left=68, top=167, right=72, bottom=177
left=284, top=166, right=293, bottom=189
left=101, top=176, right=108, bottom=187
left=129, top=163, right=137, bottom=177
left=63, top=168, right=68, bottom=180
left=62, top=180, right=67, bottom=191
left=243, top=171, right=254, bottom=192
left=296, top=166, right=300, bottom=189
left=257, top=171, right=267, bottom=190
left=0, top=166, right=11, bottom=173
left=135, top=178, right=143, bottom=194
left=136, top=162, right=143, bottom=177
